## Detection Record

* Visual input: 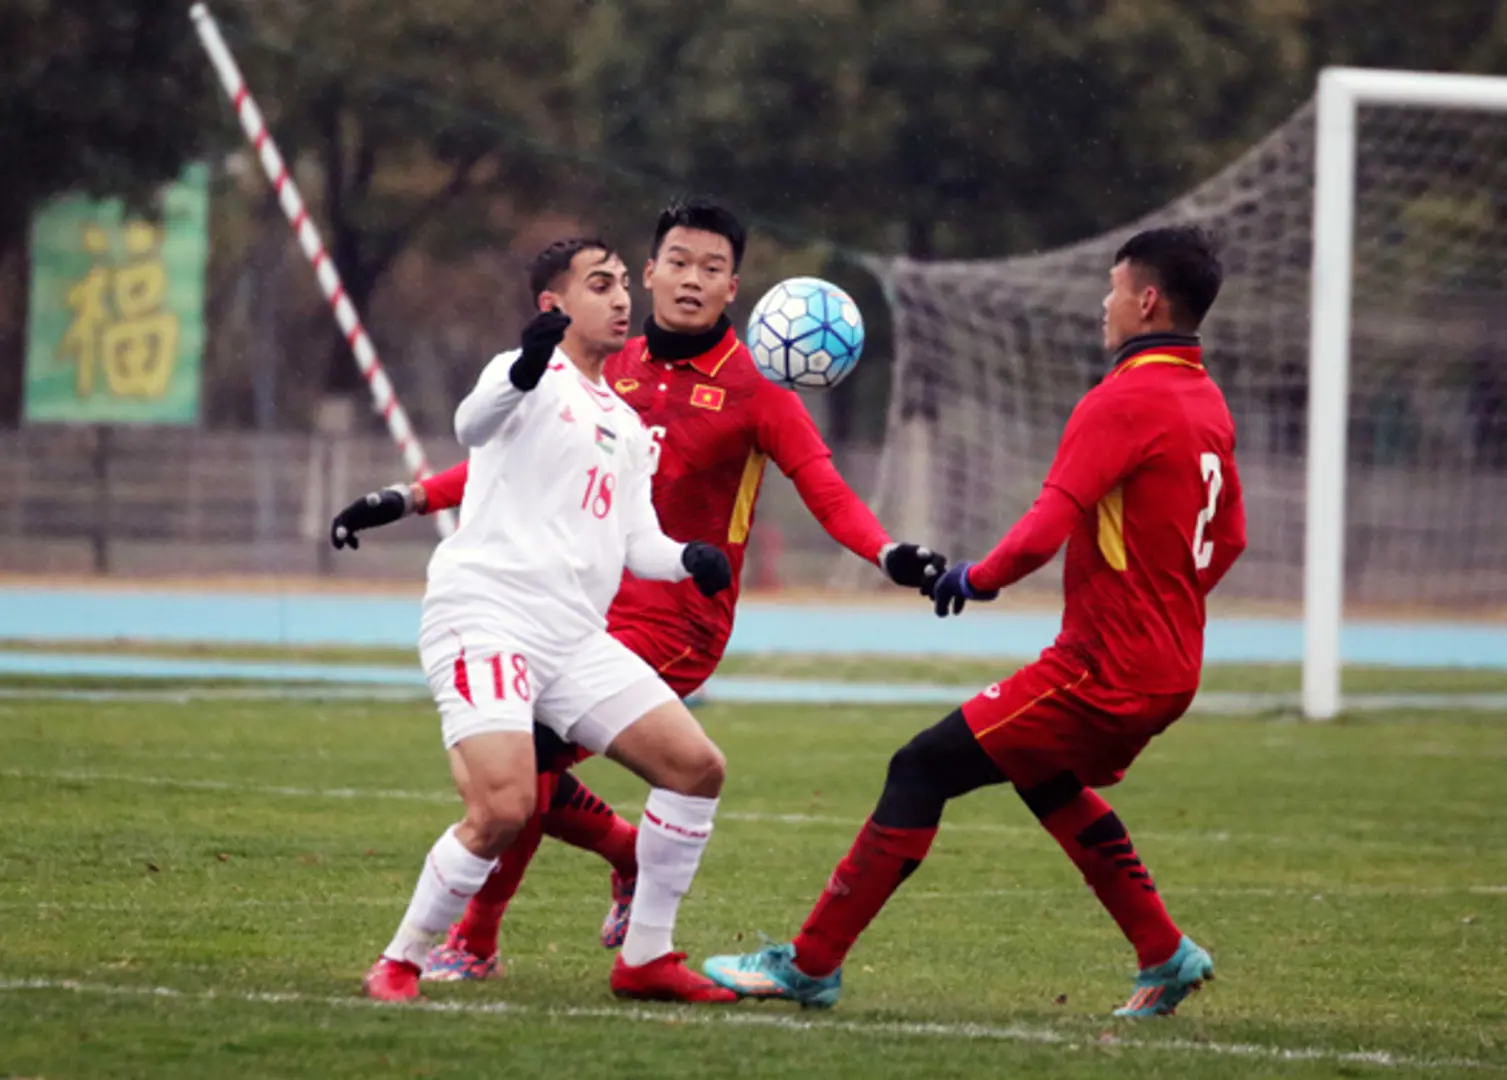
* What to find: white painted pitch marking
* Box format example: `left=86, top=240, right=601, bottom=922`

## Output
left=0, top=979, right=1495, bottom=1072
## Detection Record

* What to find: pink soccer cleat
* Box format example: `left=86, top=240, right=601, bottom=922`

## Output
left=600, top=871, right=635, bottom=950
left=422, top=925, right=502, bottom=982
left=363, top=957, right=421, bottom=1002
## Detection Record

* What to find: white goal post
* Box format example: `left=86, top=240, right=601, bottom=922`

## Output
left=1304, top=67, right=1507, bottom=720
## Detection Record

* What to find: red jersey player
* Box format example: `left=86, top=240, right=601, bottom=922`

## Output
left=331, top=197, right=945, bottom=992
left=703, top=226, right=1247, bottom=1018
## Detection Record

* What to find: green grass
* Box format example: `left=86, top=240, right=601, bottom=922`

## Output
left=1, top=693, right=1505, bottom=1078
left=8, top=637, right=1507, bottom=695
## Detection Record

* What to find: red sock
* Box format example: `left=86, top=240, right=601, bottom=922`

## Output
left=1039, top=789, right=1182, bottom=968
left=540, top=774, right=638, bottom=879
left=791, top=818, right=937, bottom=977
left=453, top=784, right=547, bottom=959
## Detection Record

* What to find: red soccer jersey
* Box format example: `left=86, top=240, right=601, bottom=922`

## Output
left=601, top=328, right=835, bottom=661
left=979, top=338, right=1246, bottom=694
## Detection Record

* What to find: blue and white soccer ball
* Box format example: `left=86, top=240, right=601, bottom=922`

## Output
left=746, top=277, right=865, bottom=390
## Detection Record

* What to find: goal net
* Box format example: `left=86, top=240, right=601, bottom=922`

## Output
left=861, top=88, right=1507, bottom=619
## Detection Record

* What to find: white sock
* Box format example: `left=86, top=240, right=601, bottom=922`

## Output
left=382, top=825, right=497, bottom=968
left=620, top=788, right=719, bottom=967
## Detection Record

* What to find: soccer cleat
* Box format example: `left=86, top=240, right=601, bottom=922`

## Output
left=610, top=952, right=738, bottom=1004
left=1113, top=936, right=1214, bottom=1018
left=363, top=957, right=421, bottom=1002
left=600, top=872, right=635, bottom=950
left=702, top=941, right=842, bottom=1009
left=421, top=925, right=502, bottom=982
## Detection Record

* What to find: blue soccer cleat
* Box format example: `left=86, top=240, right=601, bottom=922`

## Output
left=1114, top=935, right=1214, bottom=1017
left=702, top=941, right=842, bottom=1009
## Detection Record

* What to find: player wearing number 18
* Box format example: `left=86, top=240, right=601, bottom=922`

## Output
left=704, top=226, right=1247, bottom=1017
left=364, top=242, right=738, bottom=1005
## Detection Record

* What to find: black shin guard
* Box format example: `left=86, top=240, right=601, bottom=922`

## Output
left=872, top=710, right=1009, bottom=829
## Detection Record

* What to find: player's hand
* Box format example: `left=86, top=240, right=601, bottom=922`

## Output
left=510, top=307, right=572, bottom=391
left=330, top=484, right=413, bottom=550
left=931, top=560, right=999, bottom=617
left=682, top=541, right=733, bottom=598
left=878, top=542, right=947, bottom=595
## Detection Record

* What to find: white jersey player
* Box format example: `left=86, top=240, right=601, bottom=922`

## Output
left=365, top=238, right=739, bottom=1005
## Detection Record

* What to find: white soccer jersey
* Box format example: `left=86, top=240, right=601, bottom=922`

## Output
left=422, top=348, right=689, bottom=647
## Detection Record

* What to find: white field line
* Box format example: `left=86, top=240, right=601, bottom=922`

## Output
left=0, top=978, right=1496, bottom=1072
left=1, top=768, right=1490, bottom=856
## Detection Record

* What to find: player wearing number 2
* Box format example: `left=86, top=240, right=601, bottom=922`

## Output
left=364, top=240, right=743, bottom=1004
left=704, top=226, right=1247, bottom=1017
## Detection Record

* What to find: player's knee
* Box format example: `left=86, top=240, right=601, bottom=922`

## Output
left=682, top=740, right=727, bottom=797
left=657, top=738, right=725, bottom=798
left=886, top=733, right=933, bottom=789
left=465, top=782, right=537, bottom=854
left=1017, top=771, right=1085, bottom=822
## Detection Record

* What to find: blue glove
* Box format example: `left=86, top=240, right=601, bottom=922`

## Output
left=932, top=560, right=999, bottom=618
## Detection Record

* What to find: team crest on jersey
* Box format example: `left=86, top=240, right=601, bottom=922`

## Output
left=614, top=378, right=640, bottom=395
left=594, top=424, right=617, bottom=454
left=690, top=384, right=726, bottom=411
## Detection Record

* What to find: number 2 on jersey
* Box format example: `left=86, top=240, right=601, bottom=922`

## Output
left=1192, top=452, right=1223, bottom=571
left=581, top=466, right=615, bottom=519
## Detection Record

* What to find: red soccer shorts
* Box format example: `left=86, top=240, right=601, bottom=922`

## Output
left=608, top=621, right=719, bottom=700
left=961, top=649, right=1196, bottom=790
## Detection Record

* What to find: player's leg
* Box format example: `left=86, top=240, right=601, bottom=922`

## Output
left=541, top=634, right=732, bottom=1003
left=365, top=633, right=541, bottom=1002
left=540, top=770, right=640, bottom=948
left=424, top=769, right=553, bottom=981
left=702, top=708, right=1006, bottom=1006
left=1012, top=687, right=1211, bottom=1016
left=432, top=720, right=638, bottom=974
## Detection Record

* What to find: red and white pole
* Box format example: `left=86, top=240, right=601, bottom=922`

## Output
left=190, top=3, right=457, bottom=539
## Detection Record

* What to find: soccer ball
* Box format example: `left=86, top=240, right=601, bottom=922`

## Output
left=746, top=277, right=865, bottom=390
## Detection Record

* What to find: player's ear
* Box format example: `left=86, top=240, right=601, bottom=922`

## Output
left=1139, top=284, right=1160, bottom=322
left=538, top=290, right=562, bottom=314
left=642, top=258, right=656, bottom=289
left=726, top=274, right=739, bottom=304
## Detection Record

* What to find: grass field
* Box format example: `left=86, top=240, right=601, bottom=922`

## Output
left=2, top=684, right=1505, bottom=1078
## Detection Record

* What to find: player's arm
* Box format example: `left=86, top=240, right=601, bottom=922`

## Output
left=1200, top=452, right=1247, bottom=593
left=622, top=434, right=732, bottom=598
left=329, top=460, right=469, bottom=551
left=760, top=384, right=945, bottom=590
left=933, top=390, right=1139, bottom=614
left=454, top=309, right=570, bottom=447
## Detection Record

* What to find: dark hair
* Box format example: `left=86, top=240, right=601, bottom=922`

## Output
left=528, top=237, right=614, bottom=302
left=1113, top=226, right=1223, bottom=329
left=650, top=195, right=747, bottom=271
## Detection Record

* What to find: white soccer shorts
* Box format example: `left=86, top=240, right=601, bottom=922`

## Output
left=420, top=624, right=677, bottom=752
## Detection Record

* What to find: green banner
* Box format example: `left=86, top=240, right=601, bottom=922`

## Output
left=24, top=164, right=209, bottom=425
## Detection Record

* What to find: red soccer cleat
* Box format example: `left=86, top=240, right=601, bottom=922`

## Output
left=610, top=951, right=738, bottom=1004
left=363, top=957, right=421, bottom=1003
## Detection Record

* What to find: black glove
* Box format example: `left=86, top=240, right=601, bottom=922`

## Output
left=509, top=308, right=572, bottom=391
left=331, top=484, right=412, bottom=550
left=879, top=542, right=948, bottom=595
left=682, top=541, right=733, bottom=598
